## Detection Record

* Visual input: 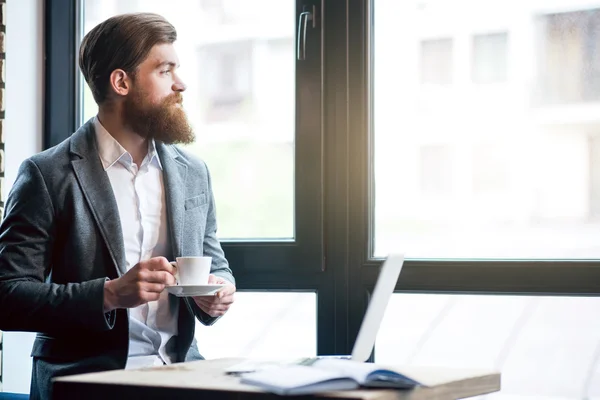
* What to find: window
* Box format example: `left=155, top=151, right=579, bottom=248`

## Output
left=41, top=1, right=600, bottom=398
left=79, top=0, right=302, bottom=241
left=535, top=9, right=600, bottom=105
left=420, top=38, right=453, bottom=85
left=472, top=32, right=508, bottom=84
left=374, top=1, right=600, bottom=259
left=472, top=142, right=508, bottom=194
left=196, top=292, right=316, bottom=359
left=377, top=294, right=600, bottom=399
left=371, top=2, right=600, bottom=397
left=198, top=41, right=253, bottom=123
left=199, top=0, right=268, bottom=25
left=419, top=144, right=454, bottom=196
left=45, top=0, right=324, bottom=366
left=590, top=134, right=600, bottom=219
left=198, top=0, right=226, bottom=23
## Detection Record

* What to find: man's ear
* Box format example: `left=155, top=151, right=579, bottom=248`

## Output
left=108, top=69, right=131, bottom=97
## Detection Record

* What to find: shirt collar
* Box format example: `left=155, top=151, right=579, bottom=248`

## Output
left=93, top=116, right=163, bottom=171
left=146, top=137, right=163, bottom=170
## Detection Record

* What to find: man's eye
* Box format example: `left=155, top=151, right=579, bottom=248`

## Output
left=162, top=70, right=171, bottom=75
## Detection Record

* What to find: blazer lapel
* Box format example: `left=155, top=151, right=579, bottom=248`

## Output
left=156, top=143, right=187, bottom=259
left=70, top=121, right=127, bottom=276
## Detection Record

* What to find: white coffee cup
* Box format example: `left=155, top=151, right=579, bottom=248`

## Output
left=172, top=256, right=212, bottom=286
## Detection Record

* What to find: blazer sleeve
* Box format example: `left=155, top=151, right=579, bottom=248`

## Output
left=0, top=159, right=113, bottom=333
left=193, top=162, right=235, bottom=326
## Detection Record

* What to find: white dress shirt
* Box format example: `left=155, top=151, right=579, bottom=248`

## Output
left=94, top=117, right=179, bottom=369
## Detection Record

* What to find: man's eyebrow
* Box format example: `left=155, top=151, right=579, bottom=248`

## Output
left=156, top=61, right=179, bottom=69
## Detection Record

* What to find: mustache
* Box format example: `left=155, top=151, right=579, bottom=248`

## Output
left=164, top=92, right=183, bottom=106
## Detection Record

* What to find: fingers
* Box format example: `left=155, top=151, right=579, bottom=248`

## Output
left=138, top=290, right=163, bottom=303
left=132, top=258, right=176, bottom=285
left=146, top=257, right=176, bottom=274
left=193, top=290, right=235, bottom=317
left=195, top=294, right=235, bottom=306
left=208, top=274, right=235, bottom=286
left=135, top=269, right=176, bottom=286
left=170, top=261, right=178, bottom=278
left=194, top=299, right=233, bottom=309
left=216, top=285, right=236, bottom=297
left=148, top=270, right=176, bottom=286
left=137, top=281, right=168, bottom=293
left=193, top=300, right=233, bottom=317
left=207, top=275, right=236, bottom=295
left=108, top=278, right=166, bottom=309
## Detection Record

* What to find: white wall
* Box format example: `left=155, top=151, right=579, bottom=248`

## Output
left=5, top=0, right=43, bottom=194
left=3, top=0, right=44, bottom=393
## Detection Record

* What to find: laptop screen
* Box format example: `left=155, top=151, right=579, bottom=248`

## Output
left=351, top=254, right=405, bottom=362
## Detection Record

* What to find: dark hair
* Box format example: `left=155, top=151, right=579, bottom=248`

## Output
left=79, top=13, right=177, bottom=104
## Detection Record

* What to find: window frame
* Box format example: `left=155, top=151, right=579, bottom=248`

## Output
left=44, top=0, right=600, bottom=362
left=46, top=0, right=325, bottom=276
left=343, top=0, right=600, bottom=359
left=46, top=0, right=339, bottom=355
left=350, top=0, right=600, bottom=299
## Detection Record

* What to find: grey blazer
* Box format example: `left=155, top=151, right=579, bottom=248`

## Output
left=0, top=120, right=234, bottom=400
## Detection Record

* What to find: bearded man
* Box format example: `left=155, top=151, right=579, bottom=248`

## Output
left=0, top=13, right=235, bottom=400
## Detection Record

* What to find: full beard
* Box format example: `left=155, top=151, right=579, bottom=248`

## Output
left=122, top=90, right=195, bottom=145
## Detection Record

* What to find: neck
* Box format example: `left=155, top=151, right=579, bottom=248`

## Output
left=97, top=106, right=148, bottom=167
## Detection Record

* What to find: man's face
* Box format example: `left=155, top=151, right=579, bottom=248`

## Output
left=122, top=43, right=195, bottom=144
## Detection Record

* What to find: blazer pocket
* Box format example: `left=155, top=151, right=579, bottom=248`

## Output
left=185, top=193, right=208, bottom=211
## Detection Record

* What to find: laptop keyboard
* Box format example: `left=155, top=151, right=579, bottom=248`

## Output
left=295, top=355, right=352, bottom=366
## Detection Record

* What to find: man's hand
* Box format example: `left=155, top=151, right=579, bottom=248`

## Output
left=192, top=274, right=236, bottom=317
left=103, top=257, right=176, bottom=312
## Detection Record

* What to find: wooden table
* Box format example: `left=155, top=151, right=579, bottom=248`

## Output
left=53, top=358, right=501, bottom=399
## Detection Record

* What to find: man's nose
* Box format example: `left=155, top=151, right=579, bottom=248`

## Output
left=173, top=81, right=187, bottom=92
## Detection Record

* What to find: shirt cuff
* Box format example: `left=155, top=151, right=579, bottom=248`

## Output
left=103, top=277, right=116, bottom=329
left=104, top=310, right=116, bottom=327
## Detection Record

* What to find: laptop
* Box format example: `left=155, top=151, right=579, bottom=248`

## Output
left=225, top=254, right=405, bottom=374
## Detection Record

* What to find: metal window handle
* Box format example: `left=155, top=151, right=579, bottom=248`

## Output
left=297, top=9, right=313, bottom=61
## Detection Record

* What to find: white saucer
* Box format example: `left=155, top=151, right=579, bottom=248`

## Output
left=165, top=284, right=226, bottom=297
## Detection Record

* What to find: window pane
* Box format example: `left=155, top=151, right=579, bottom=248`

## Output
left=81, top=0, right=295, bottom=240
left=195, top=292, right=316, bottom=358
left=376, top=294, right=600, bottom=400
left=420, top=38, right=453, bottom=85
left=374, top=1, right=600, bottom=258
left=472, top=33, right=508, bottom=84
